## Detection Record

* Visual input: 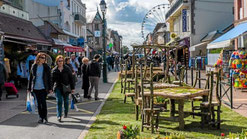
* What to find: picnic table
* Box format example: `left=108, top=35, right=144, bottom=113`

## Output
left=143, top=87, right=209, bottom=130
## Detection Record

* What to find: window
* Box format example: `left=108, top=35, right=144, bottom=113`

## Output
left=95, top=24, right=99, bottom=30
left=95, top=37, right=99, bottom=44
left=244, top=0, right=247, bottom=18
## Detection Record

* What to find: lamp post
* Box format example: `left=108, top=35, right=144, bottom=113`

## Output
left=100, top=0, right=107, bottom=83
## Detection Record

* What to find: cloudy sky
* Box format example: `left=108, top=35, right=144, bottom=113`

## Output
left=83, top=0, right=169, bottom=47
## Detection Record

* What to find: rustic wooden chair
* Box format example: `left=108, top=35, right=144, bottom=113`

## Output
left=123, top=60, right=135, bottom=103
left=141, top=63, right=161, bottom=133
left=200, top=70, right=221, bottom=129
left=191, top=71, right=210, bottom=118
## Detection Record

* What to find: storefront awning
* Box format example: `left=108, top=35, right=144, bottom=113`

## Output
left=190, top=42, right=208, bottom=52
left=52, top=38, right=72, bottom=46
left=207, top=22, right=247, bottom=49
left=64, top=46, right=84, bottom=52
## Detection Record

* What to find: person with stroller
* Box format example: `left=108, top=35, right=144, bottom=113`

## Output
left=52, top=55, right=75, bottom=122
left=81, top=57, right=90, bottom=98
left=27, top=52, right=52, bottom=124
left=0, top=62, right=7, bottom=101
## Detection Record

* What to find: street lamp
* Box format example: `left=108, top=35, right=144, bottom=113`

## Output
left=100, top=0, right=108, bottom=83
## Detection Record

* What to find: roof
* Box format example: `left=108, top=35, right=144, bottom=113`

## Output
left=45, top=21, right=65, bottom=34
left=201, top=30, right=222, bottom=42
left=153, top=23, right=166, bottom=33
left=87, top=29, right=94, bottom=37
left=86, top=10, right=102, bottom=23
left=0, top=12, right=48, bottom=42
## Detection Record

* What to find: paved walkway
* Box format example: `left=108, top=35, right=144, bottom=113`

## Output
left=0, top=72, right=118, bottom=139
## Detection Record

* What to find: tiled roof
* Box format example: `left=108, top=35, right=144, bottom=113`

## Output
left=0, top=12, right=48, bottom=41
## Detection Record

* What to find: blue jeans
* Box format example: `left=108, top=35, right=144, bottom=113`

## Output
left=55, top=88, right=69, bottom=118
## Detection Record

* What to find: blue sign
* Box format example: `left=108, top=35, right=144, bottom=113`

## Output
left=182, top=9, right=187, bottom=32
left=69, top=38, right=77, bottom=46
left=77, top=37, right=84, bottom=47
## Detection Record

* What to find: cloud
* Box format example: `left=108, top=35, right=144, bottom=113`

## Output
left=82, top=0, right=169, bottom=48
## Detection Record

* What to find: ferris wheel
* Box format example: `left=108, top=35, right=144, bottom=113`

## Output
left=141, top=4, right=170, bottom=40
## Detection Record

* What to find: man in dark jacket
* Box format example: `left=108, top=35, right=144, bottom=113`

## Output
left=0, top=62, right=7, bottom=101
left=88, top=54, right=101, bottom=100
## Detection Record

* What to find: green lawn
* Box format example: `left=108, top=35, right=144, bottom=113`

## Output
left=85, top=82, right=247, bottom=139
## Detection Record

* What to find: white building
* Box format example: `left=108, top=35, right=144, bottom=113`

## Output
left=24, top=0, right=86, bottom=46
left=166, top=0, right=234, bottom=61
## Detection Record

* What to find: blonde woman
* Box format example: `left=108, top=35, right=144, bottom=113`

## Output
left=81, top=57, right=90, bottom=98
left=27, top=52, right=52, bottom=124
left=52, top=55, right=75, bottom=122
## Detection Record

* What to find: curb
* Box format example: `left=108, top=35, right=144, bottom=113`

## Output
left=77, top=78, right=118, bottom=139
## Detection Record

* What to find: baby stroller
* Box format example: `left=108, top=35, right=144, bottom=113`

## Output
left=4, top=82, right=19, bottom=99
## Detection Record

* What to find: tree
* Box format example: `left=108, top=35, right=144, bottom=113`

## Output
left=122, top=46, right=130, bottom=54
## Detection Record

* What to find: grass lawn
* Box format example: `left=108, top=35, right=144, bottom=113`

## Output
left=85, top=81, right=247, bottom=139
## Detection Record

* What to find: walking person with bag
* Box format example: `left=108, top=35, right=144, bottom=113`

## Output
left=88, top=54, right=101, bottom=100
left=27, top=52, right=52, bottom=124
left=81, top=57, right=90, bottom=98
left=52, top=55, right=75, bottom=122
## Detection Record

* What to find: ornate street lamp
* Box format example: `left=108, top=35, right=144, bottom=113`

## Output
left=100, top=0, right=107, bottom=83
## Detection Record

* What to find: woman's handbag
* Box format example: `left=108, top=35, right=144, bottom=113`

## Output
left=71, top=93, right=81, bottom=103
left=62, top=83, right=71, bottom=94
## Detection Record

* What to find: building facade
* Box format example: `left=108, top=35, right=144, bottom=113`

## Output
left=166, top=0, right=234, bottom=58
left=86, top=10, right=103, bottom=54
left=24, top=0, right=86, bottom=48
left=234, top=0, right=247, bottom=49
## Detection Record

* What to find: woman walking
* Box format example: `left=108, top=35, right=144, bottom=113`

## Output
left=81, top=57, right=90, bottom=98
left=27, top=52, right=52, bottom=124
left=52, top=55, right=75, bottom=122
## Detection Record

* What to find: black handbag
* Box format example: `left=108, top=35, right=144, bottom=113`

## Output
left=71, top=93, right=81, bottom=103
left=62, top=83, right=71, bottom=94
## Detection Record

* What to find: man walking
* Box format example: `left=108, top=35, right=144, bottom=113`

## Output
left=88, top=54, right=101, bottom=100
left=0, top=62, right=7, bottom=101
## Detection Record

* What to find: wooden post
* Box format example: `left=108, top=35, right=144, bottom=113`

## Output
left=198, top=67, right=201, bottom=88
left=140, top=64, right=145, bottom=132
left=174, top=47, right=178, bottom=80
left=170, top=99, right=175, bottom=117
left=178, top=99, right=185, bottom=130
left=150, top=63, right=154, bottom=133
left=132, top=48, right=136, bottom=79
left=165, top=48, right=170, bottom=82
left=230, top=73, right=233, bottom=109
left=135, top=65, right=139, bottom=120
left=191, top=67, right=194, bottom=86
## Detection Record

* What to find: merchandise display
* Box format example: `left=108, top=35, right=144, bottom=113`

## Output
left=230, top=51, right=247, bottom=88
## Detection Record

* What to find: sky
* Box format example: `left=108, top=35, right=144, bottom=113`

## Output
left=83, top=0, right=169, bottom=47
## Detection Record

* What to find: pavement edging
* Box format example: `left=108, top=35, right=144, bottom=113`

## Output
left=77, top=79, right=118, bottom=139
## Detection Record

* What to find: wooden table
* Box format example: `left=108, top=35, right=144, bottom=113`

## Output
left=143, top=87, right=209, bottom=130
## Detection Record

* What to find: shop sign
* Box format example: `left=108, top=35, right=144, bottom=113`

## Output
left=77, top=37, right=84, bottom=47
left=94, top=31, right=101, bottom=37
left=69, top=38, right=77, bottom=46
left=182, top=9, right=187, bottom=32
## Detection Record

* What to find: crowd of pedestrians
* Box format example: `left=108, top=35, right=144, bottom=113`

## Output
left=0, top=51, right=116, bottom=124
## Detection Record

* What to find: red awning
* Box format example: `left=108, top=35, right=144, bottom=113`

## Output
left=64, top=46, right=84, bottom=52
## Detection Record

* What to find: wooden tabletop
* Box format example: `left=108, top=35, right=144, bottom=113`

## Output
left=143, top=88, right=209, bottom=99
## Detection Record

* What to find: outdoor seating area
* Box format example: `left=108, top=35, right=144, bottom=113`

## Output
left=85, top=44, right=247, bottom=139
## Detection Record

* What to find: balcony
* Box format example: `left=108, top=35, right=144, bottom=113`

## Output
left=74, top=13, right=86, bottom=25
left=165, top=0, right=189, bottom=19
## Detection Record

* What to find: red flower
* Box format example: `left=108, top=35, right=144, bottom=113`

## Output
left=221, top=133, right=225, bottom=136
left=123, top=125, right=127, bottom=130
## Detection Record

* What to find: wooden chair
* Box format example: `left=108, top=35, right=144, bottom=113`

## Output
left=123, top=60, right=135, bottom=103
left=200, top=70, right=221, bottom=129
left=141, top=63, right=160, bottom=133
left=191, top=71, right=210, bottom=118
